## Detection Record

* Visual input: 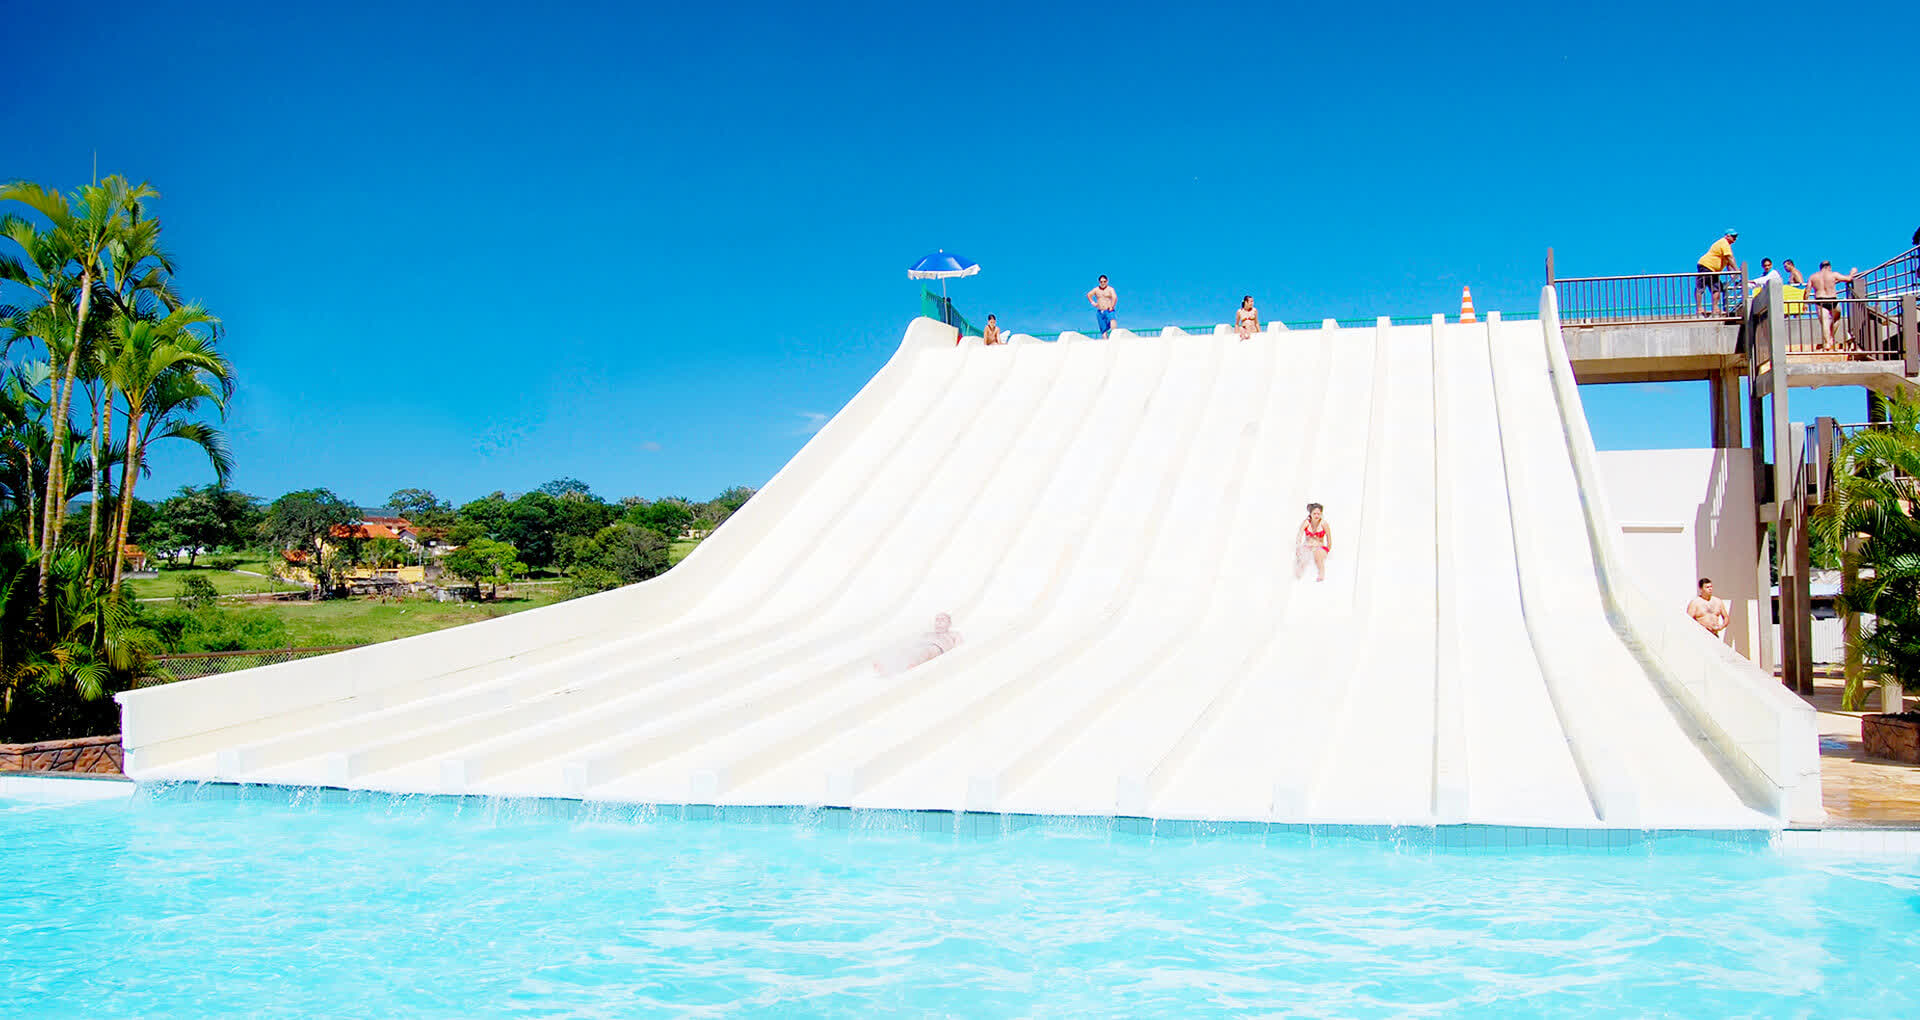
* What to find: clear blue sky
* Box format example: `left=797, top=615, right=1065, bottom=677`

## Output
left=5, top=0, right=1914, bottom=507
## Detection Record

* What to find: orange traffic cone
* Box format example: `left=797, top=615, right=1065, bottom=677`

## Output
left=1459, top=286, right=1477, bottom=323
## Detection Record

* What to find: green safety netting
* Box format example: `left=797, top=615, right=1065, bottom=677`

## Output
left=920, top=287, right=977, bottom=337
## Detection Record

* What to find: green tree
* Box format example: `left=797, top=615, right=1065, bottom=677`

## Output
left=623, top=496, right=696, bottom=540
left=443, top=537, right=526, bottom=599
left=1813, top=391, right=1920, bottom=710
left=386, top=487, right=454, bottom=529
left=456, top=491, right=513, bottom=540
left=174, top=573, right=218, bottom=610
left=559, top=521, right=667, bottom=592
left=261, top=489, right=357, bottom=596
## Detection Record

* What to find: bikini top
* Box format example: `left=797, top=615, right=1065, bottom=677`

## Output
left=1303, top=522, right=1327, bottom=539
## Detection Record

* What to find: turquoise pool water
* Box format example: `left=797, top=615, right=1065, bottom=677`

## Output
left=6, top=786, right=1920, bottom=1017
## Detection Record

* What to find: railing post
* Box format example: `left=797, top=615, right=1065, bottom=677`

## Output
left=1545, top=247, right=1554, bottom=285
left=1904, top=294, right=1918, bottom=378
left=1814, top=417, right=1836, bottom=506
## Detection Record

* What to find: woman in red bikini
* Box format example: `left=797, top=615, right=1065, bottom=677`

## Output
left=1295, top=502, right=1332, bottom=582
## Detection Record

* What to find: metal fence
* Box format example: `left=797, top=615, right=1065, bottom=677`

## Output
left=1551, top=270, right=1746, bottom=325
left=1857, top=245, right=1920, bottom=302
left=138, top=645, right=361, bottom=686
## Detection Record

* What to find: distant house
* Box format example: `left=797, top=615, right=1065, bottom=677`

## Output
left=121, top=544, right=148, bottom=573
left=279, top=517, right=434, bottom=587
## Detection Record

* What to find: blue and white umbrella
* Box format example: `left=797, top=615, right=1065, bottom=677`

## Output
left=907, top=249, right=980, bottom=306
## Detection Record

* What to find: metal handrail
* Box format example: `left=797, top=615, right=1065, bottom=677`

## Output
left=1553, top=269, right=1746, bottom=325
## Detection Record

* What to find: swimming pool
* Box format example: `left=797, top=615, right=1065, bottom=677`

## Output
left=6, top=782, right=1919, bottom=1016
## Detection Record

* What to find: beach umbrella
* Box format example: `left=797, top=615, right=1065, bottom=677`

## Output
left=906, top=249, right=981, bottom=306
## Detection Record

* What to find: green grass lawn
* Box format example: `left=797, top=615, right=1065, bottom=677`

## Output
left=669, top=539, right=702, bottom=566
left=225, top=590, right=563, bottom=647
left=128, top=570, right=308, bottom=600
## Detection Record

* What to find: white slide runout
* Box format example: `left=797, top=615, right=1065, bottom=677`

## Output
left=117, top=296, right=1822, bottom=828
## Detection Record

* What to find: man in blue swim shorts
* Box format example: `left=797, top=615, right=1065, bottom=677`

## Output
left=1086, top=274, right=1117, bottom=337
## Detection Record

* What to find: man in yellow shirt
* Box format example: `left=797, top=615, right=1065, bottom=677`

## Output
left=1695, top=229, right=1738, bottom=316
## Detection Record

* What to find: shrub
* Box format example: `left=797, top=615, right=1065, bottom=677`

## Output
left=175, top=574, right=219, bottom=611
left=206, top=556, right=242, bottom=571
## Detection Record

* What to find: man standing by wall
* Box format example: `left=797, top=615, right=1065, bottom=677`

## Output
left=1688, top=578, right=1731, bottom=642
left=1086, top=275, right=1118, bottom=338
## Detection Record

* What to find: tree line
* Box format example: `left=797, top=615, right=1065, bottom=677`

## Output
left=155, top=478, right=756, bottom=597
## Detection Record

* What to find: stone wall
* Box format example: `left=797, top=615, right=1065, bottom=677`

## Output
left=0, top=734, right=124, bottom=774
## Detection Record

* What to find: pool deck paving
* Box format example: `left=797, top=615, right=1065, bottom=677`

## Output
left=1804, top=676, right=1920, bottom=827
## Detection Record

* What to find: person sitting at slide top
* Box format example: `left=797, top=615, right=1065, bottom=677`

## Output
left=982, top=314, right=1002, bottom=346
left=1235, top=295, right=1260, bottom=340
left=1086, top=275, right=1117, bottom=337
left=1295, top=503, right=1332, bottom=582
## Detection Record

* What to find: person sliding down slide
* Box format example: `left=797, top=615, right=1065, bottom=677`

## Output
left=871, top=614, right=963, bottom=675
left=1293, top=503, right=1332, bottom=582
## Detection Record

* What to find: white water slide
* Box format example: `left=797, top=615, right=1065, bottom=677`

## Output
left=117, top=289, right=1822, bottom=829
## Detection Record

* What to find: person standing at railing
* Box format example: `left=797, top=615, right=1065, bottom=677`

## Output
left=1752, top=258, right=1782, bottom=289
left=1808, top=260, right=1859, bottom=350
left=1695, top=229, right=1738, bottom=316
left=1086, top=274, right=1118, bottom=338
left=1783, top=258, right=1805, bottom=286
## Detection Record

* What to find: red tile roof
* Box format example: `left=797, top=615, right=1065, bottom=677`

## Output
left=331, top=523, right=401, bottom=540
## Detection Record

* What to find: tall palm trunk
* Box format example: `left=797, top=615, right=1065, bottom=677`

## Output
left=37, top=267, right=93, bottom=606
left=87, top=379, right=105, bottom=570
left=110, top=401, right=144, bottom=591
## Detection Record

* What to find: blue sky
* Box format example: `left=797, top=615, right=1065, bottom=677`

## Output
left=4, top=0, right=1915, bottom=507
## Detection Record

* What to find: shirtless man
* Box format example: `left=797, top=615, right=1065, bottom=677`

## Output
left=1807, top=260, right=1858, bottom=349
left=1235, top=295, right=1260, bottom=340
left=1086, top=275, right=1117, bottom=337
left=1782, top=258, right=1804, bottom=286
left=1687, top=578, right=1731, bottom=641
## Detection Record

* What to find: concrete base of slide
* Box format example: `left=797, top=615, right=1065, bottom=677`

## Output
left=116, top=289, right=1822, bottom=828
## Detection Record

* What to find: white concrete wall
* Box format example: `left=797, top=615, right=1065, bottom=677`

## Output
left=1596, top=449, right=1759, bottom=658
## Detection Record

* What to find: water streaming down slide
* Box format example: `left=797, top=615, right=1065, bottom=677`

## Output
left=116, top=290, right=1823, bottom=828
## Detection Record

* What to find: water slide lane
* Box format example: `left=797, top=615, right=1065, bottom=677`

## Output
left=906, top=333, right=1272, bottom=816
left=1301, top=324, right=1439, bottom=822
left=1489, top=321, right=1770, bottom=827
left=820, top=335, right=1228, bottom=812
left=1150, top=326, right=1376, bottom=821
left=583, top=335, right=1181, bottom=805
left=1440, top=318, right=1593, bottom=825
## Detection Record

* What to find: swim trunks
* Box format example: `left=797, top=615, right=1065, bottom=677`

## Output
left=1695, top=263, right=1724, bottom=293
left=1096, top=308, right=1116, bottom=334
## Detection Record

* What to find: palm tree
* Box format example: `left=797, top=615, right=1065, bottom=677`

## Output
left=87, top=198, right=176, bottom=561
left=1812, top=391, right=1920, bottom=710
left=104, top=306, right=232, bottom=588
left=0, top=176, right=158, bottom=603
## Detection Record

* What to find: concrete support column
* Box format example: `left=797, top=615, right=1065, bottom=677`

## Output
left=1755, top=522, right=1776, bottom=673
left=1713, top=368, right=1744, bottom=448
